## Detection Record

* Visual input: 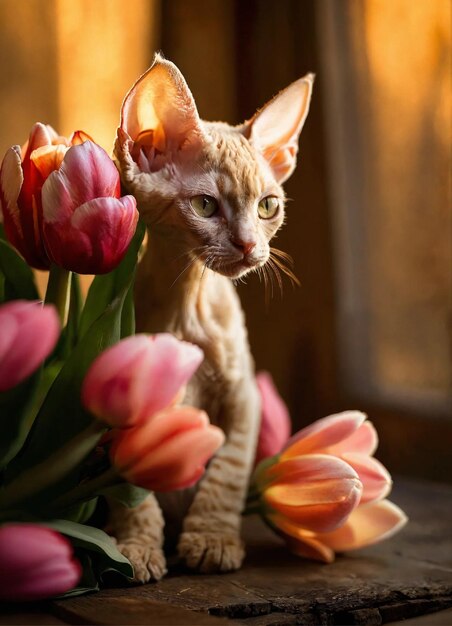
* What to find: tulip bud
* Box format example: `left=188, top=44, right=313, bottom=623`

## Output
left=0, top=300, right=59, bottom=391
left=255, top=371, right=291, bottom=464
left=0, top=524, right=81, bottom=601
left=82, top=334, right=204, bottom=428
left=110, top=406, right=225, bottom=491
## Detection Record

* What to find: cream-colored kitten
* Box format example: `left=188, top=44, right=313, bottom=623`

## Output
left=111, top=54, right=313, bottom=582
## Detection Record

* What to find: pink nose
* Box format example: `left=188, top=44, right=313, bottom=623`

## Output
left=232, top=239, right=256, bottom=256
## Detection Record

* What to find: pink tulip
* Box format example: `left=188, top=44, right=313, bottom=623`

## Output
left=0, top=123, right=91, bottom=269
left=82, top=334, right=204, bottom=428
left=0, top=524, right=81, bottom=601
left=0, top=300, right=59, bottom=391
left=42, top=140, right=138, bottom=274
left=255, top=371, right=291, bottom=464
left=110, top=406, right=225, bottom=491
left=252, top=411, right=407, bottom=562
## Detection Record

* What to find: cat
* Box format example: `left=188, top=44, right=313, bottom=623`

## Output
left=110, top=53, right=314, bottom=582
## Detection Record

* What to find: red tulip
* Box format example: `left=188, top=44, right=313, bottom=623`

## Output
left=82, top=334, right=204, bottom=428
left=0, top=300, right=59, bottom=391
left=255, top=371, right=291, bottom=464
left=110, top=406, right=225, bottom=491
left=42, top=140, right=138, bottom=274
left=1, top=125, right=138, bottom=274
left=0, top=524, right=81, bottom=601
left=0, top=124, right=91, bottom=269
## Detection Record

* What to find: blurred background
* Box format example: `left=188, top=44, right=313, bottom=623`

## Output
left=0, top=0, right=450, bottom=482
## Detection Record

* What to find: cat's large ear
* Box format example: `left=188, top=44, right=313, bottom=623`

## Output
left=245, top=74, right=314, bottom=184
left=118, top=54, right=203, bottom=157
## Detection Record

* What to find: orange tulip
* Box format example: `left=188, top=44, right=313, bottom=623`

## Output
left=110, top=406, right=225, bottom=492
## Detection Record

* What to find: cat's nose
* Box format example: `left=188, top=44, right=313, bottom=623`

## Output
left=232, top=238, right=256, bottom=256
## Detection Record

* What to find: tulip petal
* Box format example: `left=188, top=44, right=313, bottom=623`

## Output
left=268, top=516, right=335, bottom=563
left=281, top=411, right=366, bottom=459
left=264, top=477, right=362, bottom=533
left=327, top=421, right=378, bottom=457
left=318, top=500, right=408, bottom=552
left=0, top=301, right=59, bottom=392
left=341, top=453, right=392, bottom=504
left=132, top=333, right=204, bottom=423
left=42, top=141, right=121, bottom=224
left=255, top=371, right=291, bottom=464
left=31, top=144, right=69, bottom=179
left=264, top=453, right=359, bottom=487
left=44, top=195, right=138, bottom=274
left=0, top=145, right=23, bottom=230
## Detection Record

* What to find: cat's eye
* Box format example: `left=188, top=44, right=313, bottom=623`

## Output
left=257, top=196, right=280, bottom=219
left=190, top=195, right=219, bottom=218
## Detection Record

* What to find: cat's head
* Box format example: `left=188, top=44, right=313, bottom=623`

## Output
left=114, top=54, right=313, bottom=279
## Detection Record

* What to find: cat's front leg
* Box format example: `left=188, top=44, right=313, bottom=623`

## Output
left=178, top=378, right=260, bottom=573
left=107, top=493, right=167, bottom=583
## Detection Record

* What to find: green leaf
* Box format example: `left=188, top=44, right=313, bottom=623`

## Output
left=6, top=294, right=125, bottom=485
left=0, top=362, right=62, bottom=470
left=57, top=273, right=82, bottom=359
left=44, top=519, right=133, bottom=579
left=0, top=239, right=39, bottom=302
left=54, top=552, right=99, bottom=598
left=79, top=220, right=145, bottom=338
left=120, top=283, right=135, bottom=338
left=101, top=483, right=150, bottom=509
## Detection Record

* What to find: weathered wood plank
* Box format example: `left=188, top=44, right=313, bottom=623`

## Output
left=52, top=596, right=226, bottom=625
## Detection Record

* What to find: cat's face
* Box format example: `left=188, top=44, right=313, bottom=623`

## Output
left=115, top=55, right=313, bottom=280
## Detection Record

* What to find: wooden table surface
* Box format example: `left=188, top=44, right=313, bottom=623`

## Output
left=1, top=478, right=451, bottom=625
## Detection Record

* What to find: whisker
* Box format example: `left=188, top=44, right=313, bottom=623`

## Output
left=267, top=258, right=283, bottom=296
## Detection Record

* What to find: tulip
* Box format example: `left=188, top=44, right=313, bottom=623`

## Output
left=0, top=123, right=91, bottom=269
left=42, top=140, right=138, bottom=274
left=251, top=411, right=407, bottom=562
left=0, top=300, right=59, bottom=392
left=255, top=371, right=291, bottom=464
left=82, top=334, right=204, bottom=428
left=1, top=124, right=138, bottom=275
left=110, top=406, right=225, bottom=491
left=0, top=524, right=81, bottom=601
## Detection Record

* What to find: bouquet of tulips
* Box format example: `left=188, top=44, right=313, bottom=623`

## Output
left=0, top=124, right=224, bottom=599
left=0, top=123, right=407, bottom=602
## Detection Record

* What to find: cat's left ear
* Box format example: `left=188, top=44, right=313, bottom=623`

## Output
left=245, top=74, right=314, bottom=183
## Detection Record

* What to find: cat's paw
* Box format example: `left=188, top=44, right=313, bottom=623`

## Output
left=118, top=541, right=167, bottom=583
left=178, top=531, right=245, bottom=573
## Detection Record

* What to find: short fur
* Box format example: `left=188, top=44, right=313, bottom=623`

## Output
left=111, top=54, right=313, bottom=580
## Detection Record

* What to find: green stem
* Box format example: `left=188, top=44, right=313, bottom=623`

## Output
left=44, top=264, right=72, bottom=325
left=49, top=467, right=120, bottom=514
left=0, top=421, right=106, bottom=509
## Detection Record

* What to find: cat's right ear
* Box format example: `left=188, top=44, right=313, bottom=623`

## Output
left=116, top=54, right=204, bottom=172
left=244, top=74, right=314, bottom=184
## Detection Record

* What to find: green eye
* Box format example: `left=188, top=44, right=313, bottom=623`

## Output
left=190, top=195, right=218, bottom=218
left=258, top=196, right=280, bottom=219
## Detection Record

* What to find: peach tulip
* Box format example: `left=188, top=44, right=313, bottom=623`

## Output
left=0, top=524, right=81, bottom=600
left=253, top=411, right=407, bottom=562
left=0, top=123, right=91, bottom=269
left=0, top=300, right=59, bottom=391
left=255, top=371, right=291, bottom=464
left=110, top=406, right=225, bottom=491
left=82, top=334, right=204, bottom=428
